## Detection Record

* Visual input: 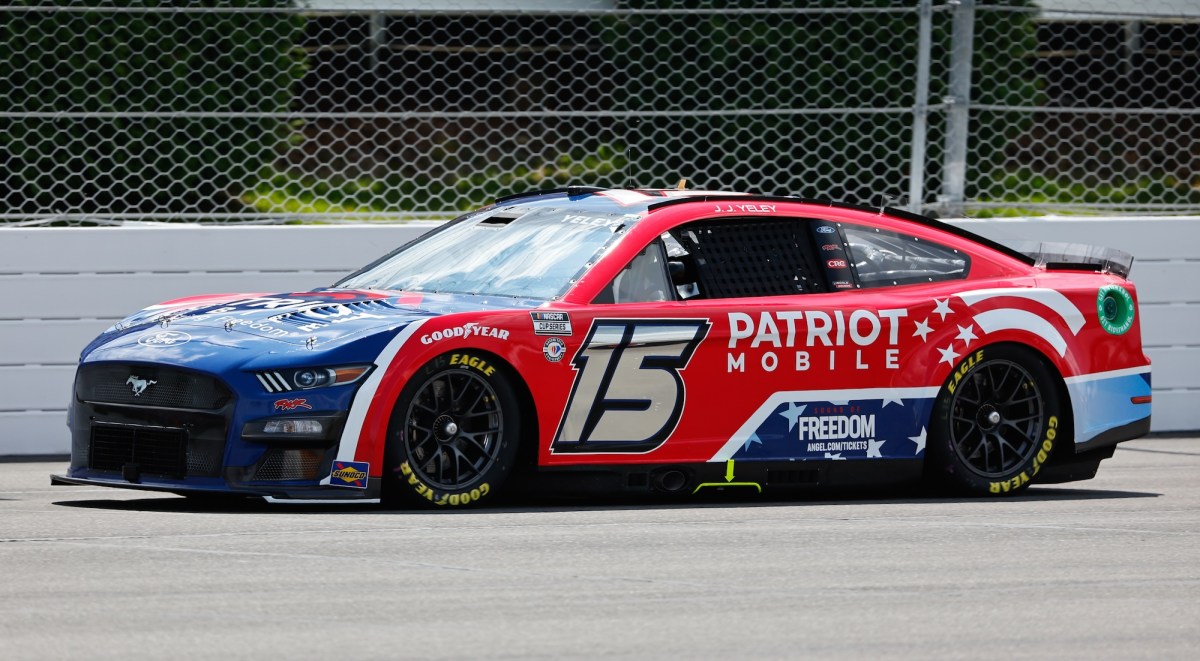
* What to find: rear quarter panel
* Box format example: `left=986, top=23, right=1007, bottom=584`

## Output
left=520, top=275, right=1148, bottom=469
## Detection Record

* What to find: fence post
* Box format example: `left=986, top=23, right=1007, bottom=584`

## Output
left=371, top=11, right=387, bottom=101
left=941, top=0, right=975, bottom=216
left=908, top=0, right=934, bottom=214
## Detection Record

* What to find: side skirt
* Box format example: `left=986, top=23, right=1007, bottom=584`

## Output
left=534, top=459, right=925, bottom=497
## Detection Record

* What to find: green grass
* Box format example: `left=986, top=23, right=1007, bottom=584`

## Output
left=241, top=145, right=629, bottom=219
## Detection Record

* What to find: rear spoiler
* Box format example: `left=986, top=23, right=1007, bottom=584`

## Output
left=1011, top=242, right=1134, bottom=279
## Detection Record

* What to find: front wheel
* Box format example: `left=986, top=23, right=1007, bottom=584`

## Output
left=928, top=344, right=1064, bottom=496
left=384, top=351, right=522, bottom=507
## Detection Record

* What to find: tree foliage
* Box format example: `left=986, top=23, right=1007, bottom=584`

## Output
left=0, top=0, right=305, bottom=217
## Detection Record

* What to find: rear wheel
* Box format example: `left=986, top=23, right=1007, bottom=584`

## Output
left=928, top=344, right=1063, bottom=496
left=384, top=351, right=521, bottom=507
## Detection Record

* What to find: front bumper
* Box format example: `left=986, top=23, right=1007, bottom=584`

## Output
left=50, top=471, right=382, bottom=503
left=63, top=361, right=379, bottom=503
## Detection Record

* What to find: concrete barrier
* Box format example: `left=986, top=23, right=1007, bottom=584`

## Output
left=0, top=224, right=435, bottom=456
left=0, top=216, right=1195, bottom=456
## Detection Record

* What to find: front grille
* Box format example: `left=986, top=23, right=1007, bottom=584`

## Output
left=186, top=442, right=224, bottom=475
left=252, top=449, right=325, bottom=481
left=78, top=364, right=232, bottom=410
left=89, top=424, right=188, bottom=477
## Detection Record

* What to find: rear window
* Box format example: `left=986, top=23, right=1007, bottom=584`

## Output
left=841, top=225, right=969, bottom=287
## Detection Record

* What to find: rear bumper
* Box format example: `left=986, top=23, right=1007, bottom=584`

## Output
left=1075, top=415, right=1151, bottom=454
left=1065, top=367, right=1152, bottom=448
left=1037, top=414, right=1150, bottom=485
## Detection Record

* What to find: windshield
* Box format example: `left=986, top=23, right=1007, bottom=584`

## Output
left=337, top=206, right=628, bottom=299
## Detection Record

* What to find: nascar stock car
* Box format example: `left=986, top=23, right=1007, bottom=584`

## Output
left=53, top=188, right=1151, bottom=506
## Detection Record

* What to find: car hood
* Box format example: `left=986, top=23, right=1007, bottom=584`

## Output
left=82, top=289, right=536, bottom=363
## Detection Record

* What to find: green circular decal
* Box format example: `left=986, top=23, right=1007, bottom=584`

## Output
left=1097, top=285, right=1135, bottom=335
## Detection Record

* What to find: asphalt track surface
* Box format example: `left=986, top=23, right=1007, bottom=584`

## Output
left=1, top=437, right=1198, bottom=661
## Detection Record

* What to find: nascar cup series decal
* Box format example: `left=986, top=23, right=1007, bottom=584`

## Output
left=530, top=311, right=572, bottom=336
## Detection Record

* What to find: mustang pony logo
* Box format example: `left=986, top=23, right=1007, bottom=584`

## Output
left=126, top=375, right=157, bottom=397
left=274, top=398, right=312, bottom=411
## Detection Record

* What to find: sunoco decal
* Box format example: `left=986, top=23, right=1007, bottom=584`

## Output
left=328, top=461, right=369, bottom=488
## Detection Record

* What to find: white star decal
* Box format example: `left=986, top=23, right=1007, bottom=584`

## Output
left=742, top=433, right=762, bottom=452
left=882, top=395, right=904, bottom=408
left=913, top=318, right=933, bottom=342
left=867, top=438, right=886, bottom=458
left=778, top=403, right=807, bottom=430
left=937, top=343, right=960, bottom=366
left=956, top=323, right=978, bottom=347
left=933, top=298, right=954, bottom=321
left=824, top=452, right=846, bottom=461
left=909, top=427, right=927, bottom=454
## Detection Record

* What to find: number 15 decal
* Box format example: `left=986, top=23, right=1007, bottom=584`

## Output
left=552, top=318, right=710, bottom=454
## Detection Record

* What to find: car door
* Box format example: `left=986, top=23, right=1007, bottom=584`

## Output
left=543, top=212, right=971, bottom=467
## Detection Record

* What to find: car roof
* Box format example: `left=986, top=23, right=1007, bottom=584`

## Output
left=493, top=187, right=1036, bottom=268
left=491, top=186, right=745, bottom=216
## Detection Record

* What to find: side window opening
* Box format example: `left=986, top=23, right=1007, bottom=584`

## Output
left=842, top=225, right=969, bottom=287
left=662, top=232, right=700, bottom=300
left=668, top=218, right=824, bottom=299
left=595, top=239, right=673, bottom=304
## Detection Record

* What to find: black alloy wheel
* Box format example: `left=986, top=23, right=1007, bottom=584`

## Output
left=405, top=368, right=502, bottom=490
left=948, top=358, right=1042, bottom=477
left=385, top=351, right=521, bottom=507
left=930, top=343, right=1064, bottom=496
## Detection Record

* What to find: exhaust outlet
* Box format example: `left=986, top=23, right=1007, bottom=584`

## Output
left=652, top=468, right=688, bottom=493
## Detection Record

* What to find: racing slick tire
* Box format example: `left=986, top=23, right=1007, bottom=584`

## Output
left=928, top=343, right=1064, bottom=496
left=384, top=350, right=522, bottom=508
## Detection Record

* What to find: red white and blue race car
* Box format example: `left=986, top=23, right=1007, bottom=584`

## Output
left=54, top=188, right=1152, bottom=506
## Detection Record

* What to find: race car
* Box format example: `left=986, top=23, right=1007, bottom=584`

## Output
left=53, top=188, right=1152, bottom=506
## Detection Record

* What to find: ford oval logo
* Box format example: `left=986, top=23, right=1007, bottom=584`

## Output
left=815, top=226, right=836, bottom=234
left=138, top=330, right=192, bottom=347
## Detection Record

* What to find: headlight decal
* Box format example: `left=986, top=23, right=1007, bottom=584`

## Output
left=252, top=365, right=372, bottom=393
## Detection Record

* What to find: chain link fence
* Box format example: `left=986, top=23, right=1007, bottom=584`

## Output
left=2, top=0, right=1198, bottom=225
